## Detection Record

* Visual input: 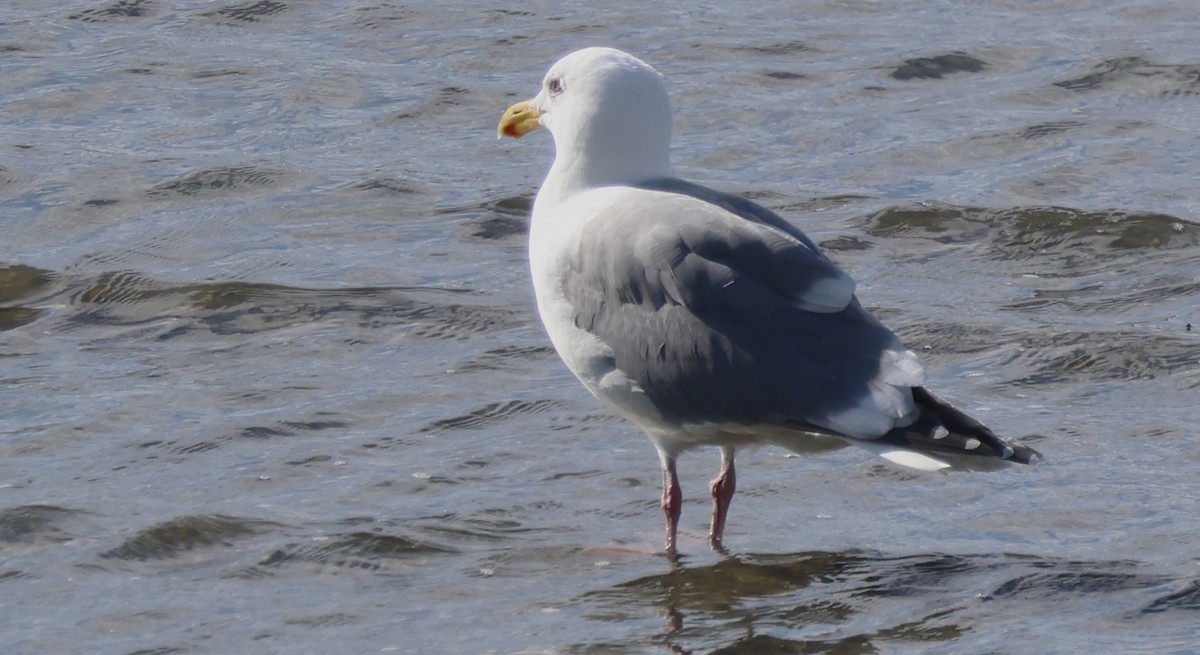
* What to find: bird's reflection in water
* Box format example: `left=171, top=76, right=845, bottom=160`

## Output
left=576, top=549, right=1171, bottom=653
left=617, top=551, right=890, bottom=653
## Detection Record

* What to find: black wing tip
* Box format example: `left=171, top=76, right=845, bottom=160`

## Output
left=908, top=386, right=1045, bottom=465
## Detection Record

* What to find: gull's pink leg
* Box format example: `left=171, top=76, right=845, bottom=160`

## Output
left=709, top=446, right=736, bottom=550
left=660, top=458, right=682, bottom=557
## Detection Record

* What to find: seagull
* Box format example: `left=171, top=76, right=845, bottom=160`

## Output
left=497, top=47, right=1040, bottom=557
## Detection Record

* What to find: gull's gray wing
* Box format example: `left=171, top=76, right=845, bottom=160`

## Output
left=637, top=177, right=826, bottom=253
left=563, top=180, right=920, bottom=439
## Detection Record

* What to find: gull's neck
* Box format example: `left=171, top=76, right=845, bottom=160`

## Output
left=538, top=139, right=670, bottom=207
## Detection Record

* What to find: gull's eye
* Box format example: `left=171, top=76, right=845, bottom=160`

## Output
left=547, top=77, right=564, bottom=96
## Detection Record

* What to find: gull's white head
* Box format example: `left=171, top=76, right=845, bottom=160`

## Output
left=499, top=47, right=672, bottom=192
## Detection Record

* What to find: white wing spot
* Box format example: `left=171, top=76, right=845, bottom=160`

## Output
left=794, top=272, right=855, bottom=313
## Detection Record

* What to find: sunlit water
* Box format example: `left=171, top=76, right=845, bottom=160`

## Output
left=2, top=2, right=1198, bottom=653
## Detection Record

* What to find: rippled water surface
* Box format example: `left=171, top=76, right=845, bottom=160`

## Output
left=2, top=2, right=1198, bottom=653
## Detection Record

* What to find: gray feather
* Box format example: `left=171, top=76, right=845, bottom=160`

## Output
left=563, top=178, right=905, bottom=433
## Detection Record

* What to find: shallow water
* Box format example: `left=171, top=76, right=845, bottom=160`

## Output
left=2, top=1, right=1198, bottom=653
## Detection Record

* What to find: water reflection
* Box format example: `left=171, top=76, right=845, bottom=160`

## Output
left=576, top=550, right=1181, bottom=653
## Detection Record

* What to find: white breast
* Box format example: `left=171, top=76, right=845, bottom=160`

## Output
left=528, top=187, right=668, bottom=428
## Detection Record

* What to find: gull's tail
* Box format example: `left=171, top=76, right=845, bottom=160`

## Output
left=852, top=387, right=1043, bottom=472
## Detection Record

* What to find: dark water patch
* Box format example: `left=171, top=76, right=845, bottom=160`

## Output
left=0, top=264, right=55, bottom=330
left=0, top=505, right=80, bottom=545
left=68, top=0, right=159, bottom=22
left=761, top=70, right=806, bottom=82
left=116, top=63, right=248, bottom=79
left=864, top=203, right=1200, bottom=268
left=0, top=264, right=55, bottom=303
left=437, top=85, right=470, bottom=105
left=241, top=418, right=348, bottom=440
left=101, top=515, right=280, bottom=561
left=240, top=426, right=292, bottom=438
left=350, top=4, right=416, bottom=30
left=894, top=320, right=1018, bottom=358
left=0, top=164, right=29, bottom=192
left=444, top=194, right=532, bottom=241
left=482, top=194, right=534, bottom=217
left=285, top=612, right=358, bottom=627
left=398, top=473, right=461, bottom=489
left=124, top=647, right=188, bottom=655
left=1141, top=579, right=1200, bottom=614
left=875, top=609, right=966, bottom=643
left=146, top=166, right=283, bottom=198
left=545, top=411, right=625, bottom=434
left=254, top=530, right=455, bottom=574
left=492, top=8, right=534, bottom=18
left=1054, top=56, right=1200, bottom=96
left=281, top=418, right=349, bottom=431
left=391, top=86, right=474, bottom=121
left=864, top=203, right=999, bottom=243
left=186, top=281, right=367, bottom=312
left=286, top=454, right=332, bottom=466
left=985, top=569, right=1167, bottom=600
left=892, top=53, right=987, bottom=80
left=1003, top=205, right=1200, bottom=253
left=819, top=236, right=872, bottom=251
left=199, top=0, right=289, bottom=23
left=400, top=300, right=523, bottom=340
left=733, top=41, right=813, bottom=56
left=493, top=34, right=532, bottom=47
left=539, top=469, right=605, bottom=483
left=709, top=633, right=878, bottom=654
left=349, top=176, right=431, bottom=198
left=1021, top=120, right=1086, bottom=140
left=450, top=344, right=556, bottom=373
left=421, top=399, right=563, bottom=432
left=1161, top=87, right=1200, bottom=99
left=850, top=553, right=982, bottom=598
left=173, top=440, right=221, bottom=455
left=1055, top=56, right=1147, bottom=91
left=467, top=214, right=527, bottom=240
left=75, top=270, right=161, bottom=305
left=1087, top=212, right=1200, bottom=250
left=61, top=273, right=513, bottom=339
left=1002, top=330, right=1199, bottom=387
left=357, top=436, right=414, bottom=451
left=191, top=69, right=248, bottom=80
